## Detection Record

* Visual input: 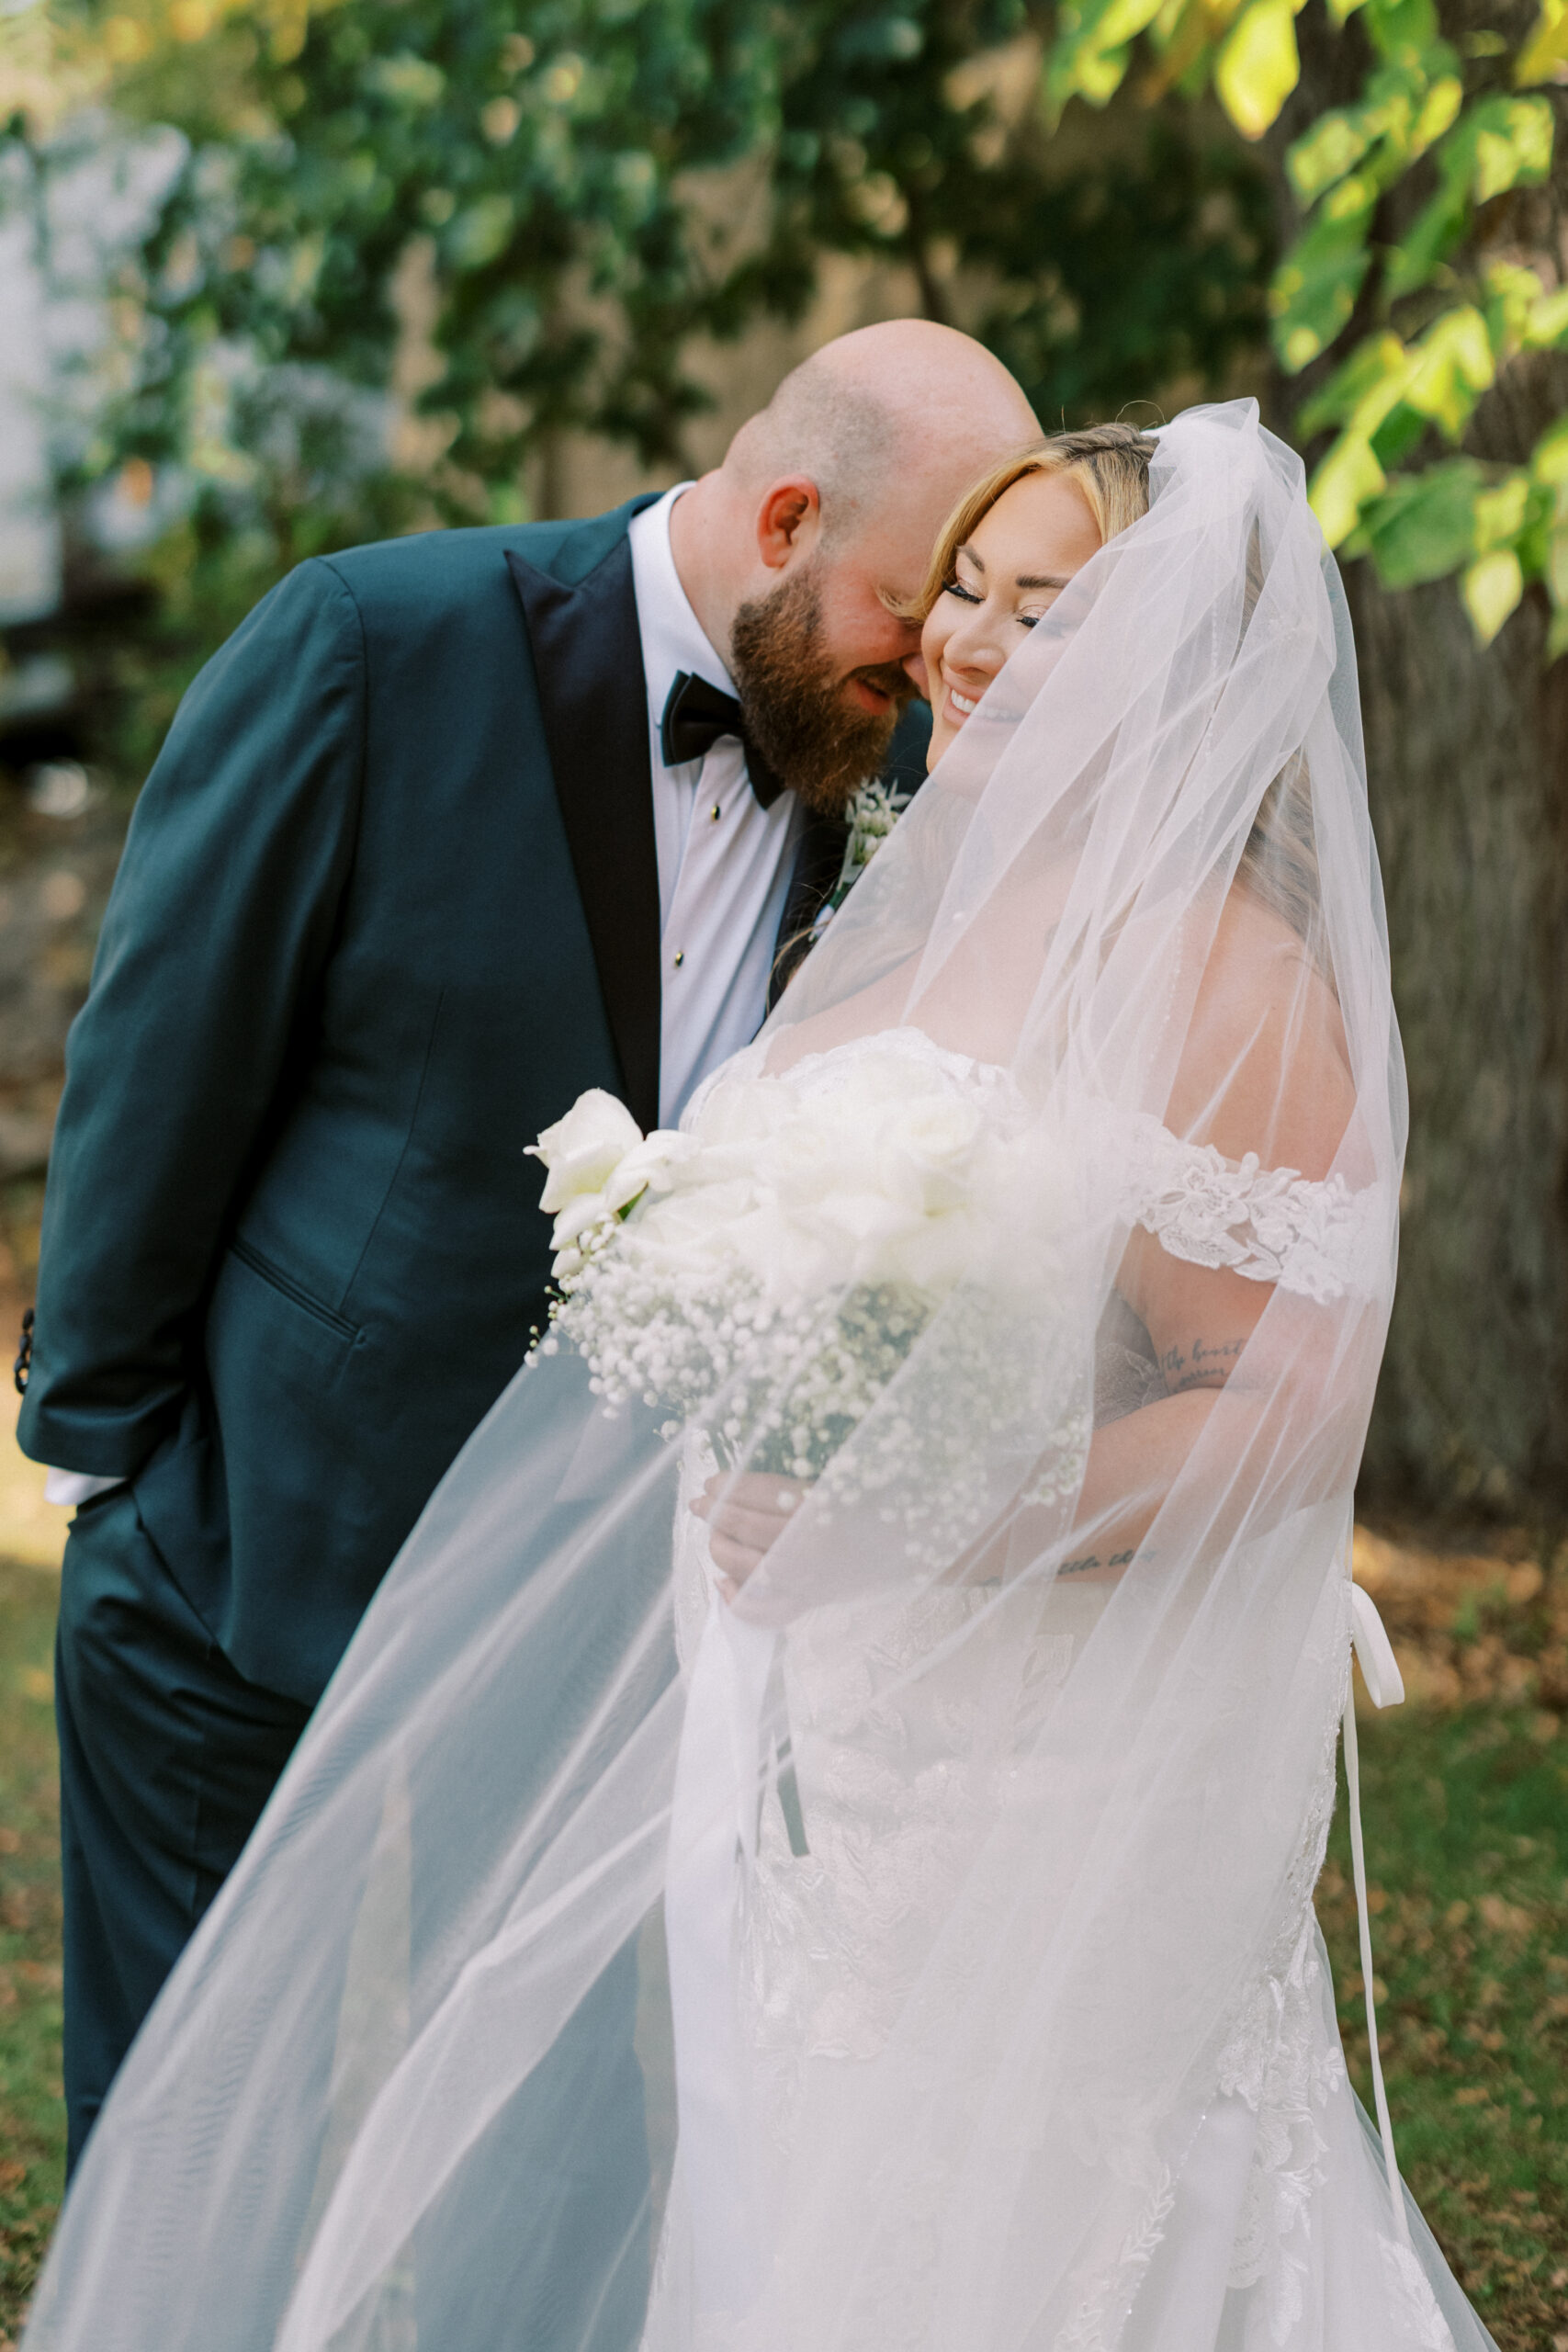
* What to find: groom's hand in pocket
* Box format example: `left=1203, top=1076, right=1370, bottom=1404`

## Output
left=692, top=1473, right=807, bottom=1599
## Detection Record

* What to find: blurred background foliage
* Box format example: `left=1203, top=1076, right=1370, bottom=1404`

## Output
left=1, top=0, right=1282, bottom=739
left=1, top=0, right=1567, bottom=1521
left=0, top=0, right=1562, bottom=665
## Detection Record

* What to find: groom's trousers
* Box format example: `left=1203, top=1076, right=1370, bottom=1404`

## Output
left=53, top=1484, right=311, bottom=2170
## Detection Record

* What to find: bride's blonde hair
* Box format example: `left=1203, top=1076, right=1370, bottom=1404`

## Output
left=898, top=422, right=1156, bottom=624
left=907, top=419, right=1323, bottom=953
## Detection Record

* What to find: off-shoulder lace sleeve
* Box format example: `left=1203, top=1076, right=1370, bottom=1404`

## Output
left=1122, top=1114, right=1390, bottom=1304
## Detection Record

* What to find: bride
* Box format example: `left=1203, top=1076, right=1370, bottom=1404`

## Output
left=24, top=402, right=1496, bottom=2352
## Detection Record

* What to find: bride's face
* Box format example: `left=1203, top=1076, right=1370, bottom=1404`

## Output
left=918, top=469, right=1102, bottom=769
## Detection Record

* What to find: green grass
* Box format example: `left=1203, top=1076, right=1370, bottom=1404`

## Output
left=0, top=1560, right=63, bottom=2350
left=1318, top=1704, right=1568, bottom=2347
left=0, top=1557, right=1562, bottom=2347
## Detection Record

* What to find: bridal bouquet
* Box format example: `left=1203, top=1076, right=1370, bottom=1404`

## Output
left=527, top=1037, right=1087, bottom=1558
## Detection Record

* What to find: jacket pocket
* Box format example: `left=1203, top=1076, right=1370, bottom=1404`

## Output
left=228, top=1236, right=364, bottom=1344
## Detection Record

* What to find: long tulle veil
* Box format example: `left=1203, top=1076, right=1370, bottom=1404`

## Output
left=25, top=402, right=1494, bottom=2352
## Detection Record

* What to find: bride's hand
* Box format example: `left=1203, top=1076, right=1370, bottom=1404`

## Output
left=692, top=1473, right=807, bottom=1600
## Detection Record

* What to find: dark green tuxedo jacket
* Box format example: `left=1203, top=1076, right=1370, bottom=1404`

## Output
left=20, top=499, right=926, bottom=1705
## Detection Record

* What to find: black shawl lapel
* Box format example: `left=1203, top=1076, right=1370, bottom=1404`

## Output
left=506, top=533, right=662, bottom=1136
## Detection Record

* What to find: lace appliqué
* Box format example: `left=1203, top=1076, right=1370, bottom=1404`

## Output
left=1219, top=1913, right=1346, bottom=2344
left=1214, top=1582, right=1350, bottom=2345
left=1121, top=1114, right=1387, bottom=1304
left=1054, top=2167, right=1178, bottom=2352
left=1381, top=2235, right=1461, bottom=2352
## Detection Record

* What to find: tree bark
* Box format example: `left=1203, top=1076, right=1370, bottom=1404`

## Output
left=1349, top=534, right=1568, bottom=1521
left=1271, top=5, right=1568, bottom=1522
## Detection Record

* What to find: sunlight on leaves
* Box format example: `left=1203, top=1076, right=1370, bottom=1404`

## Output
left=1311, top=432, right=1387, bottom=548
left=1355, top=459, right=1483, bottom=589
left=1514, top=0, right=1568, bottom=85
left=1214, top=0, right=1302, bottom=138
left=1403, top=307, right=1494, bottom=442
left=1461, top=549, right=1524, bottom=644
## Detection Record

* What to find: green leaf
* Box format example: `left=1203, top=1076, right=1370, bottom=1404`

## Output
left=1403, top=305, right=1494, bottom=441
left=1358, top=458, right=1483, bottom=587
left=1269, top=179, right=1376, bottom=372
left=1369, top=401, right=1427, bottom=468
left=365, top=54, right=445, bottom=110
left=1483, top=258, right=1550, bottom=356
left=1472, top=475, right=1531, bottom=553
left=1462, top=548, right=1524, bottom=642
left=1310, top=430, right=1386, bottom=548
left=1215, top=0, right=1302, bottom=140
left=1297, top=330, right=1409, bottom=435
left=1515, top=0, right=1568, bottom=85
left=1409, top=73, right=1462, bottom=154
left=1383, top=148, right=1472, bottom=300
left=1385, top=96, right=1555, bottom=300
left=1472, top=96, right=1553, bottom=202
left=1531, top=416, right=1568, bottom=488
left=1548, top=512, right=1568, bottom=614
left=1526, top=286, right=1568, bottom=350
left=1286, top=108, right=1372, bottom=204
left=1361, top=0, right=1439, bottom=62
left=446, top=193, right=513, bottom=271
left=1044, top=0, right=1168, bottom=113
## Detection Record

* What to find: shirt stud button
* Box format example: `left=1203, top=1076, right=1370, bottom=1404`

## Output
left=672, top=948, right=684, bottom=967
left=710, top=803, right=721, bottom=821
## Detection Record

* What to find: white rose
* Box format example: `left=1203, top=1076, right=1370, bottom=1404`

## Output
left=605, top=1128, right=696, bottom=1214
left=878, top=1094, right=985, bottom=1216
left=623, top=1177, right=764, bottom=1283
left=527, top=1090, right=643, bottom=1214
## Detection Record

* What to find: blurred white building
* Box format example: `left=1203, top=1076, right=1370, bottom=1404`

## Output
left=0, top=214, right=62, bottom=626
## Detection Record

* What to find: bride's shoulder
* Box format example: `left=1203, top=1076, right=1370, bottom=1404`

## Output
left=1171, top=887, right=1354, bottom=1183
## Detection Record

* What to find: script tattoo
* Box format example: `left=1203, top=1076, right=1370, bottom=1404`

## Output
left=1059, top=1548, right=1139, bottom=1577
left=1159, top=1335, right=1246, bottom=1396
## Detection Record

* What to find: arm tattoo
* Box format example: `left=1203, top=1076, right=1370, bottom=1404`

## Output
left=1059, top=1546, right=1141, bottom=1576
left=1159, top=1334, right=1246, bottom=1396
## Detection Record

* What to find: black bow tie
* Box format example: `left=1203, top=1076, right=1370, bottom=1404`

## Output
left=659, top=670, right=786, bottom=809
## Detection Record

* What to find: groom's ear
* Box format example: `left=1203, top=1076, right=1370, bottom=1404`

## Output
left=756, top=478, right=822, bottom=571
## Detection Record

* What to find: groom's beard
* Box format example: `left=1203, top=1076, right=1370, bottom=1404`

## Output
left=729, top=565, right=911, bottom=818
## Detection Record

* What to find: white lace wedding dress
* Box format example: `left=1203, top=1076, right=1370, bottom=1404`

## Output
left=654, top=1031, right=1469, bottom=2352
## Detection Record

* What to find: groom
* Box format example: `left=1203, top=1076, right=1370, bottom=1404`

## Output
left=17, top=315, right=1039, bottom=2182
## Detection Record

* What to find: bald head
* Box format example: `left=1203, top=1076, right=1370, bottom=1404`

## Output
left=665, top=322, right=1036, bottom=815
left=725, top=321, right=1039, bottom=541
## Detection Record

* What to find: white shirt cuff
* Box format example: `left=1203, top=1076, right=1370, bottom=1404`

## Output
left=43, top=1468, right=127, bottom=1508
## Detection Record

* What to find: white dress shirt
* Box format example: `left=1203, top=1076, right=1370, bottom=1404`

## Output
left=627, top=485, right=804, bottom=1129
left=45, top=488, right=804, bottom=1510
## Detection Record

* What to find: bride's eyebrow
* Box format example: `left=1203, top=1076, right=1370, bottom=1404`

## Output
left=958, top=546, right=1071, bottom=593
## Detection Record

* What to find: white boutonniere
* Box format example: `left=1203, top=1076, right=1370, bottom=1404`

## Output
left=824, top=778, right=914, bottom=921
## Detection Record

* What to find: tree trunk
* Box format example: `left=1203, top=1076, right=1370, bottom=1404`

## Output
left=1349, top=537, right=1568, bottom=1521
left=1272, top=5, right=1568, bottom=1524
